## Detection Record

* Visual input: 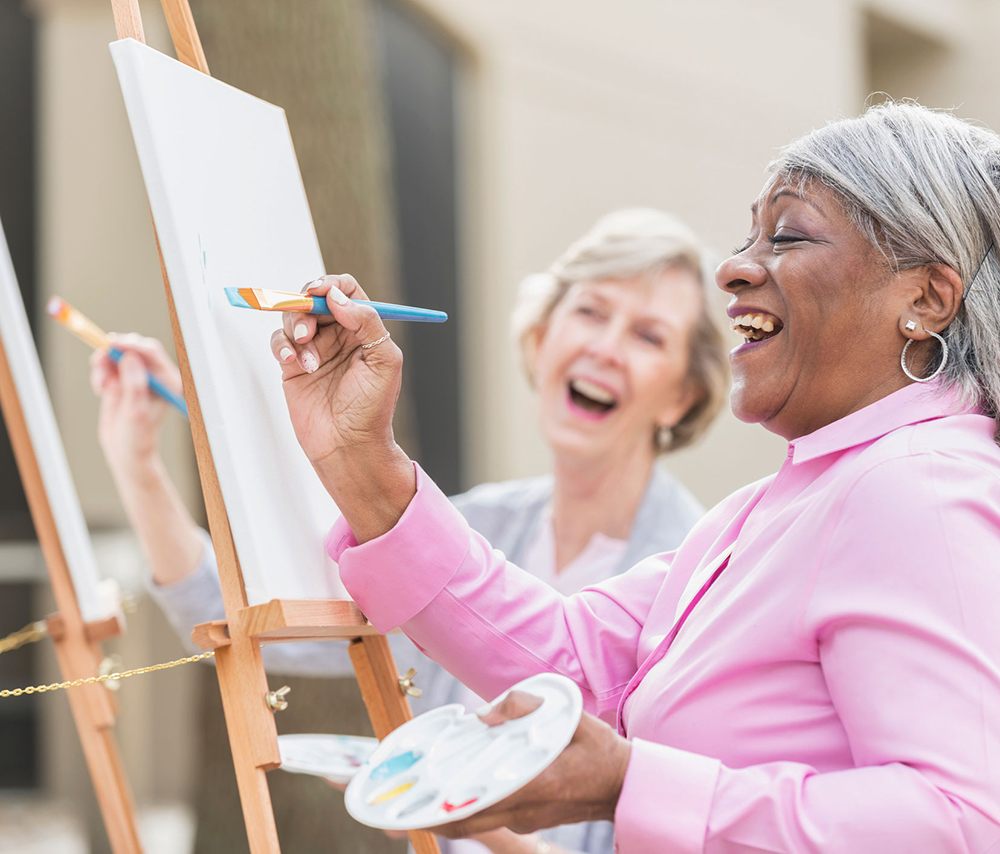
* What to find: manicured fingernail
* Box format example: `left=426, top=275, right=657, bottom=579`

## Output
left=279, top=347, right=294, bottom=362
left=306, top=276, right=325, bottom=292
left=301, top=352, right=318, bottom=373
left=329, top=288, right=349, bottom=306
left=475, top=703, right=493, bottom=717
left=294, top=323, right=309, bottom=342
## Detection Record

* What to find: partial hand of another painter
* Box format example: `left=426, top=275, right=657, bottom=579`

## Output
left=433, top=690, right=631, bottom=840
left=90, top=332, right=181, bottom=479
left=269, top=274, right=416, bottom=543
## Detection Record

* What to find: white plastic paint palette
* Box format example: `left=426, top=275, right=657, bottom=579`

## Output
left=278, top=734, right=378, bottom=785
left=345, top=673, right=583, bottom=831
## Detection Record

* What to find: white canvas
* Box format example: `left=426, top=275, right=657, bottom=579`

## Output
left=0, top=217, right=112, bottom=622
left=110, top=38, right=345, bottom=605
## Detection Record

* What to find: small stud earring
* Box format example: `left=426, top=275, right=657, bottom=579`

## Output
left=905, top=320, right=917, bottom=331
left=654, top=424, right=672, bottom=451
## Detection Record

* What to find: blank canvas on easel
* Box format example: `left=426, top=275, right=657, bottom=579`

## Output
left=0, top=216, right=115, bottom=623
left=110, top=38, right=345, bottom=606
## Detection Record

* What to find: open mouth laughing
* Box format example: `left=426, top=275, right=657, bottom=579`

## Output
left=730, top=311, right=784, bottom=344
left=568, top=377, right=618, bottom=415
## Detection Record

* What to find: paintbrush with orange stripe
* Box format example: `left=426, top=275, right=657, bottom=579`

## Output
left=46, top=297, right=188, bottom=417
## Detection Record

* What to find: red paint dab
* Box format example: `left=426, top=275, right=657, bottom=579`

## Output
left=442, top=797, right=478, bottom=813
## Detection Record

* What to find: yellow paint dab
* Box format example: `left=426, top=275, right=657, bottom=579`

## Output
left=370, top=781, right=414, bottom=805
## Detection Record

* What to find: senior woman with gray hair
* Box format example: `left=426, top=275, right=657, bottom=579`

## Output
left=273, top=100, right=1000, bottom=852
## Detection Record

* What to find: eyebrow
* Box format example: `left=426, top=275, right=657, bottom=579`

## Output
left=750, top=189, right=827, bottom=217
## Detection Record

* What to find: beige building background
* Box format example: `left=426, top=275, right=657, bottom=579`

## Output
left=2, top=0, right=999, bottom=850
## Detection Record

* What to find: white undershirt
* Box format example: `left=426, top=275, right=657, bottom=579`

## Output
left=520, top=509, right=630, bottom=596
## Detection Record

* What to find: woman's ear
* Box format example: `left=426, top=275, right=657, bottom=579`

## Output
left=523, top=324, right=545, bottom=386
left=907, top=263, right=964, bottom=333
left=654, top=379, right=702, bottom=436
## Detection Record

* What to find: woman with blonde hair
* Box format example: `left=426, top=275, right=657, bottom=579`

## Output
left=92, top=208, right=727, bottom=854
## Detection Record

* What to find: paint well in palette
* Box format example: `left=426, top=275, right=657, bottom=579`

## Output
left=441, top=786, right=486, bottom=812
left=397, top=792, right=439, bottom=820
left=442, top=786, right=486, bottom=814
left=370, top=749, right=422, bottom=782
left=369, top=781, right=415, bottom=805
left=495, top=747, right=548, bottom=782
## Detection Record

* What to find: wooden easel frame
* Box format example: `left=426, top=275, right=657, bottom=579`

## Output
left=107, top=2, right=440, bottom=851
left=0, top=317, right=141, bottom=850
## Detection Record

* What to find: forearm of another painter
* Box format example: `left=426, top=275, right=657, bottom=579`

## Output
left=112, top=454, right=204, bottom=587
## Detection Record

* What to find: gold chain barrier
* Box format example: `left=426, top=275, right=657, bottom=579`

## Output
left=0, top=621, right=48, bottom=655
left=0, top=650, right=216, bottom=698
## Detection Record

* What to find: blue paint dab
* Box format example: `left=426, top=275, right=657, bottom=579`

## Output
left=370, top=750, right=422, bottom=782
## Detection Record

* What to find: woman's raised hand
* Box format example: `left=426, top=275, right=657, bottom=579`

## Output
left=270, top=274, right=416, bottom=541
left=89, top=332, right=182, bottom=479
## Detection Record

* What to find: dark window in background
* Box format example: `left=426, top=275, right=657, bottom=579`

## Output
left=0, top=0, right=39, bottom=788
left=0, top=0, right=37, bottom=539
left=0, top=584, right=38, bottom=788
left=373, top=0, right=462, bottom=495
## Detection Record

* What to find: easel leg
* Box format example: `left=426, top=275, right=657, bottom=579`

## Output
left=51, top=636, right=142, bottom=854
left=350, top=636, right=441, bottom=854
left=213, top=643, right=282, bottom=853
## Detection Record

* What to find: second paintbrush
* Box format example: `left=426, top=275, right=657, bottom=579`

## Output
left=225, top=288, right=447, bottom=322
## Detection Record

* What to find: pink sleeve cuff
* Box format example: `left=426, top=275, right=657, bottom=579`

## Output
left=614, top=738, right=720, bottom=854
left=325, top=515, right=358, bottom=560
left=325, top=462, right=471, bottom=633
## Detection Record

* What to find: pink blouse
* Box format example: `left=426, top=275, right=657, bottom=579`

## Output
left=329, top=382, right=1000, bottom=853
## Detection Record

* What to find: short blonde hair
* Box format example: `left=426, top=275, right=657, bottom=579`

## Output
left=511, top=209, right=728, bottom=453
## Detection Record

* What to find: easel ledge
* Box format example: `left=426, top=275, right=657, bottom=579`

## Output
left=47, top=611, right=126, bottom=645
left=191, top=600, right=380, bottom=650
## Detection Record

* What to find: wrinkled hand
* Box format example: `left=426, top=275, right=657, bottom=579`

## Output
left=435, top=690, right=631, bottom=838
left=89, top=333, right=182, bottom=476
left=270, top=275, right=415, bottom=541
left=269, top=274, right=403, bottom=472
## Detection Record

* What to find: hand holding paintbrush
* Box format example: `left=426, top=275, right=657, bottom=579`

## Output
left=87, top=333, right=185, bottom=476
left=47, top=297, right=188, bottom=417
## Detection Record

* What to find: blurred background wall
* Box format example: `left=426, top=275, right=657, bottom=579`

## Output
left=1, top=0, right=999, bottom=850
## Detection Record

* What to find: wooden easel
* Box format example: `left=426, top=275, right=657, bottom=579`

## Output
left=0, top=313, right=141, bottom=850
left=107, top=2, right=440, bottom=852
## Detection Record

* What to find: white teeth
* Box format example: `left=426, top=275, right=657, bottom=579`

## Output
left=731, top=312, right=780, bottom=332
left=570, top=378, right=616, bottom=405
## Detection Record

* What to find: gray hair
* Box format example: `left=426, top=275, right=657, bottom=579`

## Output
left=511, top=208, right=728, bottom=453
left=771, top=101, right=1000, bottom=442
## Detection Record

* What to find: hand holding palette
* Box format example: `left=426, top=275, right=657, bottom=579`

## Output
left=345, top=673, right=583, bottom=831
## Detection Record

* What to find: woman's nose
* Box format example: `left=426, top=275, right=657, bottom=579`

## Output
left=716, top=251, right=767, bottom=293
left=585, top=323, right=627, bottom=365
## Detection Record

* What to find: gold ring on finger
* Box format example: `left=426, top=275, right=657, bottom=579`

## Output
left=361, top=332, right=391, bottom=350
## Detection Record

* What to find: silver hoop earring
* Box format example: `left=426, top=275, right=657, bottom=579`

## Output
left=901, top=330, right=949, bottom=383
